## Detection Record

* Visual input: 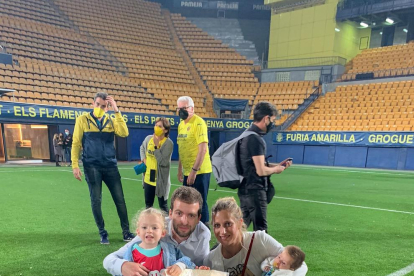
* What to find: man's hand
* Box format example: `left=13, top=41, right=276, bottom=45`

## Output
left=153, top=134, right=160, bottom=147
left=196, top=266, right=210, bottom=270
left=186, top=170, right=196, bottom=185
left=273, top=165, right=286, bottom=174
left=73, top=168, right=82, bottom=181
left=121, top=262, right=150, bottom=276
left=106, top=96, right=119, bottom=113
left=177, top=170, right=183, bottom=183
left=279, top=158, right=293, bottom=169
left=283, top=160, right=292, bottom=169
left=166, top=265, right=182, bottom=276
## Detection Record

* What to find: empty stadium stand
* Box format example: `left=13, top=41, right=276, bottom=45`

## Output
left=1, top=0, right=413, bottom=132
left=290, top=81, right=414, bottom=131
left=169, top=13, right=260, bottom=107
left=0, top=0, right=223, bottom=117
left=342, top=42, right=414, bottom=81
left=0, top=60, right=171, bottom=113
left=187, top=18, right=260, bottom=65
left=252, top=81, right=319, bottom=119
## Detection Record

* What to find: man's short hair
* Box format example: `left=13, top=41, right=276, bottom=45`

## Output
left=94, top=92, right=108, bottom=102
left=170, top=186, right=203, bottom=216
left=253, top=101, right=278, bottom=122
left=177, top=96, right=194, bottom=107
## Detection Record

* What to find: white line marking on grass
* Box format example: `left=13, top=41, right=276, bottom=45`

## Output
left=1, top=170, right=412, bottom=215
left=275, top=196, right=414, bottom=215
left=387, top=263, right=414, bottom=276
left=120, top=178, right=414, bottom=215
left=289, top=166, right=414, bottom=177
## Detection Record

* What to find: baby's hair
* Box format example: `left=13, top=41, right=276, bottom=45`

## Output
left=132, top=208, right=167, bottom=230
left=285, top=245, right=305, bottom=271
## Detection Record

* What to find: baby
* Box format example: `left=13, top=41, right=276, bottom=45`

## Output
left=123, top=208, right=195, bottom=276
left=261, top=246, right=305, bottom=276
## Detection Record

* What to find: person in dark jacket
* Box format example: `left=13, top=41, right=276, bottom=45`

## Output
left=64, top=129, right=73, bottom=166
left=238, top=102, right=292, bottom=232
left=71, top=92, right=135, bottom=244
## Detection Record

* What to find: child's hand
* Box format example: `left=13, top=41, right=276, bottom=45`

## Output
left=196, top=266, right=210, bottom=270
left=264, top=266, right=271, bottom=272
left=166, top=265, right=182, bottom=276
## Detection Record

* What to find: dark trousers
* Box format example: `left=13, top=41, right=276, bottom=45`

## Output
left=183, top=173, right=210, bottom=223
left=83, top=166, right=130, bottom=236
left=144, top=182, right=168, bottom=213
left=238, top=188, right=268, bottom=231
left=65, top=147, right=72, bottom=164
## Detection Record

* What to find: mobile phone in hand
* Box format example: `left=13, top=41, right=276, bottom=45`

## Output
left=280, top=158, right=293, bottom=167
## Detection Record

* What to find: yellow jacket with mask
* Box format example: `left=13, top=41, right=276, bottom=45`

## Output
left=71, top=112, right=128, bottom=169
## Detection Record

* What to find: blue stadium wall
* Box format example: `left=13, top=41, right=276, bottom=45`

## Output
left=270, top=132, right=414, bottom=170
left=1, top=102, right=413, bottom=170
left=0, top=102, right=251, bottom=162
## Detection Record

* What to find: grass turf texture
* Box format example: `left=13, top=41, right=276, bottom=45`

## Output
left=0, top=163, right=413, bottom=276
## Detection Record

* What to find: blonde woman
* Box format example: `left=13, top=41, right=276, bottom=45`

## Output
left=204, top=197, right=308, bottom=276
left=53, top=133, right=64, bottom=166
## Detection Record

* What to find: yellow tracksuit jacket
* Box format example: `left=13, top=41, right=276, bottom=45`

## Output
left=71, top=112, right=128, bottom=169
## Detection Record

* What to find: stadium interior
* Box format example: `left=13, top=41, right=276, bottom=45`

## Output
left=1, top=1, right=414, bottom=275
left=0, top=0, right=413, bottom=165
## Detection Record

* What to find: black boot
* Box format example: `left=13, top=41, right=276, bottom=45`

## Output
left=56, top=155, right=61, bottom=167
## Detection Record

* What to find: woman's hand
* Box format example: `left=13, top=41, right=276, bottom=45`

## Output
left=166, top=265, right=182, bottom=276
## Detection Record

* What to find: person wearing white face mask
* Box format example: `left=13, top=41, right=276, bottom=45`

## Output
left=140, top=117, right=174, bottom=213
left=63, top=129, right=73, bottom=166
left=71, top=92, right=135, bottom=245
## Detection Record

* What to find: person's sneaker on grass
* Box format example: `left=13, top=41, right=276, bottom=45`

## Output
left=123, top=232, right=135, bottom=242
left=100, top=234, right=109, bottom=245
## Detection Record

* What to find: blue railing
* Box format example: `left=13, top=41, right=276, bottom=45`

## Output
left=275, top=86, right=320, bottom=131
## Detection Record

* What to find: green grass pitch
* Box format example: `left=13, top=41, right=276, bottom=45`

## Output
left=0, top=162, right=413, bottom=276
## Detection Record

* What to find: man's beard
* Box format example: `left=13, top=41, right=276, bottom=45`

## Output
left=173, top=223, right=194, bottom=238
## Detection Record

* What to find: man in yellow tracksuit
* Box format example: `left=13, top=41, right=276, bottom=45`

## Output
left=71, top=92, right=135, bottom=244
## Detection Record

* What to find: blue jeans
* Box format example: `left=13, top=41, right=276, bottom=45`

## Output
left=183, top=173, right=210, bottom=223
left=83, top=166, right=130, bottom=236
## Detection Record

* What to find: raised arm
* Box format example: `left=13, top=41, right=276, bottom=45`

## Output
left=107, top=96, right=128, bottom=137
left=112, top=112, right=129, bottom=138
